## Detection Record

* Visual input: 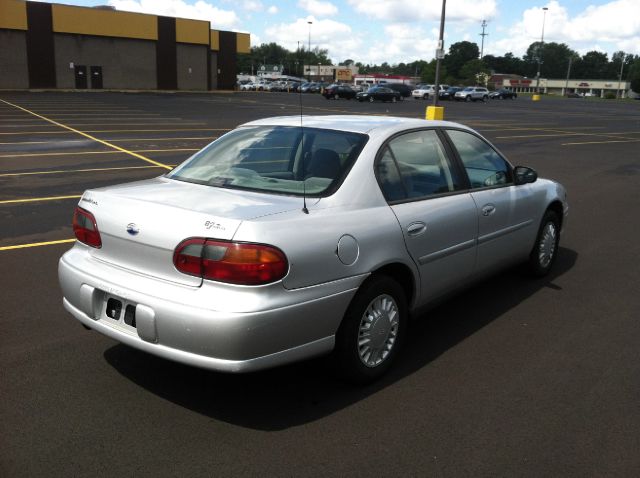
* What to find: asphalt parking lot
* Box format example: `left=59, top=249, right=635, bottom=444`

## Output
left=1, top=91, right=639, bottom=476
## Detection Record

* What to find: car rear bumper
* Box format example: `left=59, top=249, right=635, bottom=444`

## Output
left=59, top=246, right=362, bottom=373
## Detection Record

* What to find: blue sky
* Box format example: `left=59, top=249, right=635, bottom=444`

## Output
left=43, top=0, right=640, bottom=64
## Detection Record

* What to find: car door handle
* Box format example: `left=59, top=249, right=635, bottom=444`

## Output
left=407, top=222, right=427, bottom=236
left=481, top=205, right=496, bottom=216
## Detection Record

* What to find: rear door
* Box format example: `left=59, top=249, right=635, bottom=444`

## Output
left=377, top=129, right=478, bottom=304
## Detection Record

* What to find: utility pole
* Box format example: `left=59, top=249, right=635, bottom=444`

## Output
left=432, top=0, right=446, bottom=107
left=479, top=20, right=488, bottom=59
left=617, top=56, right=626, bottom=99
left=307, top=21, right=312, bottom=82
left=564, top=55, right=573, bottom=96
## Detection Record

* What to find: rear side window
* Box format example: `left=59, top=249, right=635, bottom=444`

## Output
left=446, top=130, right=512, bottom=188
left=376, top=130, right=463, bottom=202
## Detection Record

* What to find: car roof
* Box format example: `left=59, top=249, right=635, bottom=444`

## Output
left=241, top=115, right=474, bottom=135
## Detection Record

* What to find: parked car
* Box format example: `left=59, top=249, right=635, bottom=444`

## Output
left=240, top=82, right=255, bottom=91
left=300, top=82, right=317, bottom=93
left=59, top=115, right=568, bottom=383
left=489, top=88, right=517, bottom=100
left=412, top=85, right=448, bottom=100
left=356, top=86, right=402, bottom=103
left=323, top=84, right=357, bottom=100
left=566, top=92, right=583, bottom=98
left=455, top=86, right=489, bottom=102
left=440, top=86, right=463, bottom=100
left=309, top=82, right=329, bottom=93
left=412, top=85, right=433, bottom=100
left=384, top=83, right=412, bottom=99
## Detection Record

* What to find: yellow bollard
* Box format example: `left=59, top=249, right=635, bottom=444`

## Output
left=532, top=94, right=541, bottom=101
left=426, top=106, right=444, bottom=120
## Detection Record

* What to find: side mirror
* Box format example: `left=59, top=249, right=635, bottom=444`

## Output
left=514, top=166, right=538, bottom=185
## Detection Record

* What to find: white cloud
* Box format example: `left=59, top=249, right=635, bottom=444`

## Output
left=346, top=0, right=497, bottom=23
left=264, top=17, right=362, bottom=63
left=107, top=0, right=240, bottom=30
left=267, top=5, right=278, bottom=14
left=298, top=0, right=338, bottom=17
left=242, top=1, right=263, bottom=12
left=491, top=0, right=640, bottom=57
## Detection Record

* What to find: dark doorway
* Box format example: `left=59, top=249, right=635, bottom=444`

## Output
left=74, top=65, right=88, bottom=89
left=90, top=66, right=103, bottom=89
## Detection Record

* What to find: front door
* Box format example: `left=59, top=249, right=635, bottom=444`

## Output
left=90, top=66, right=103, bottom=89
left=444, top=129, right=537, bottom=274
left=377, top=129, right=477, bottom=305
left=74, top=65, right=87, bottom=89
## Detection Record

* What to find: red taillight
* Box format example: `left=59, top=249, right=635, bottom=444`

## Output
left=173, top=238, right=288, bottom=285
left=73, top=206, right=102, bottom=248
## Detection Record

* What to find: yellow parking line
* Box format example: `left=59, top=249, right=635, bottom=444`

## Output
left=0, top=136, right=214, bottom=145
left=0, top=238, right=76, bottom=252
left=0, top=128, right=229, bottom=135
left=0, top=99, right=172, bottom=170
left=0, top=164, right=176, bottom=177
left=0, top=148, right=198, bottom=158
left=0, top=122, right=205, bottom=128
left=562, top=138, right=640, bottom=146
left=0, top=195, right=81, bottom=204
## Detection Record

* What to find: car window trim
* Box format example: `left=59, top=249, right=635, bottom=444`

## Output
left=439, top=127, right=515, bottom=189
left=374, top=127, right=471, bottom=205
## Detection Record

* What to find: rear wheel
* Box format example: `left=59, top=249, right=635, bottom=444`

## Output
left=334, top=275, right=407, bottom=384
left=334, top=93, right=339, bottom=100
left=528, top=210, right=560, bottom=277
left=369, top=96, right=375, bottom=103
left=465, top=95, right=471, bottom=102
left=392, top=96, right=397, bottom=103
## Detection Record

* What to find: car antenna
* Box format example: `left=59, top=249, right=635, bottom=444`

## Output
left=300, top=70, right=309, bottom=214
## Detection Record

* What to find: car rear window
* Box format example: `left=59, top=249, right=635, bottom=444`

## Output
left=167, top=126, right=368, bottom=196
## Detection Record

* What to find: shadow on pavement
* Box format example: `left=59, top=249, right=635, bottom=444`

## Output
left=104, top=247, right=578, bottom=431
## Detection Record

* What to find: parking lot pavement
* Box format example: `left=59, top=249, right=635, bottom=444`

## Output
left=1, top=92, right=639, bottom=476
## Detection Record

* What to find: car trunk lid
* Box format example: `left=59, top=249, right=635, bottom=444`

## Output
left=80, top=177, right=301, bottom=287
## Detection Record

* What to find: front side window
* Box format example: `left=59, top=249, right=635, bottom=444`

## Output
left=168, top=126, right=368, bottom=196
left=376, top=130, right=463, bottom=202
left=446, top=129, right=511, bottom=188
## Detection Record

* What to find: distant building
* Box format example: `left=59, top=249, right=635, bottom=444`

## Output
left=303, top=64, right=359, bottom=82
left=352, top=74, right=417, bottom=89
left=0, top=0, right=250, bottom=90
left=491, top=74, right=631, bottom=98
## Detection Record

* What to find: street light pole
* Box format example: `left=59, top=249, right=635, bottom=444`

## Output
left=307, top=21, right=312, bottom=82
left=617, top=56, right=626, bottom=99
left=535, top=7, right=549, bottom=94
left=432, top=0, right=447, bottom=107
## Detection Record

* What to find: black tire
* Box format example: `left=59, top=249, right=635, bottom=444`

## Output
left=334, top=93, right=339, bottom=100
left=528, top=210, right=560, bottom=277
left=333, top=275, right=407, bottom=384
left=483, top=95, right=488, bottom=102
left=423, top=94, right=428, bottom=100
left=369, top=96, right=375, bottom=103
left=392, top=96, right=397, bottom=103
left=465, top=95, right=471, bottom=102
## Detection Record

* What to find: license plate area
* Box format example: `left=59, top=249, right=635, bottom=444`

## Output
left=102, top=295, right=137, bottom=329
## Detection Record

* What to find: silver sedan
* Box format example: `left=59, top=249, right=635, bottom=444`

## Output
left=59, top=116, right=568, bottom=383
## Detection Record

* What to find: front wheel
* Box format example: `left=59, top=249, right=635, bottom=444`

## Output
left=369, top=96, right=375, bottom=103
left=334, top=93, right=339, bottom=100
left=528, top=210, right=560, bottom=277
left=392, top=96, right=397, bottom=103
left=465, top=95, right=471, bottom=102
left=334, top=275, right=407, bottom=384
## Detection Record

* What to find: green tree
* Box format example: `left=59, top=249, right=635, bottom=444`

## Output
left=573, top=51, right=610, bottom=79
left=420, top=60, right=448, bottom=84
left=459, top=59, right=489, bottom=85
left=628, top=58, right=640, bottom=93
left=444, top=41, right=480, bottom=79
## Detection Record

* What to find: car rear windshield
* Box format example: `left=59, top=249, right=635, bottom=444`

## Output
left=167, top=126, right=368, bottom=196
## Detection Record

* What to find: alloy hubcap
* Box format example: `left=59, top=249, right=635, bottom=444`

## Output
left=539, top=222, right=557, bottom=268
left=357, top=294, right=399, bottom=367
